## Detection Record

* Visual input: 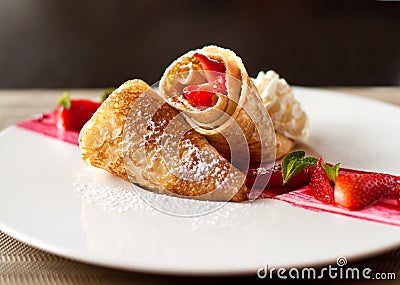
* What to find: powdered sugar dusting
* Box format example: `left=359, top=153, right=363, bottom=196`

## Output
left=73, top=166, right=236, bottom=217
left=163, top=136, right=221, bottom=182
left=73, top=167, right=151, bottom=213
left=135, top=187, right=228, bottom=216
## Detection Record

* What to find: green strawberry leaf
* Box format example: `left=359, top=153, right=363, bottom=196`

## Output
left=101, top=87, right=116, bottom=102
left=58, top=91, right=71, bottom=109
left=282, top=151, right=317, bottom=184
left=322, top=162, right=340, bottom=183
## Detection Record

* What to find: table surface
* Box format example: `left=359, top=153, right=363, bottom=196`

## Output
left=0, top=87, right=399, bottom=284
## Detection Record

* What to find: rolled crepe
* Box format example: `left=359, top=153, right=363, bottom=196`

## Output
left=79, top=79, right=248, bottom=202
left=159, top=45, right=294, bottom=165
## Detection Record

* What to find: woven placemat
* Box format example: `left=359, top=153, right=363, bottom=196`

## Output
left=0, top=230, right=399, bottom=284
left=0, top=231, right=152, bottom=285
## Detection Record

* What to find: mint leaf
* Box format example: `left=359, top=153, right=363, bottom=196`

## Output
left=322, top=162, right=340, bottom=183
left=284, top=158, right=317, bottom=184
left=282, top=151, right=317, bottom=184
left=101, top=87, right=116, bottom=102
left=282, top=150, right=305, bottom=179
left=59, top=91, right=71, bottom=109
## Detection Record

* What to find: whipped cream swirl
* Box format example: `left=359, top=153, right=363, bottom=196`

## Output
left=253, top=70, right=309, bottom=140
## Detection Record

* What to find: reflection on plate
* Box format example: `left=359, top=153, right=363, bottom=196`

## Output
left=0, top=87, right=399, bottom=275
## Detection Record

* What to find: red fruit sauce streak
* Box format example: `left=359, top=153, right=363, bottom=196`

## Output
left=17, top=111, right=79, bottom=146
left=16, top=113, right=400, bottom=226
left=272, top=186, right=400, bottom=226
left=269, top=170, right=400, bottom=227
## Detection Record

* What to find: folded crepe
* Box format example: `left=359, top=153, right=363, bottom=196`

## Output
left=79, top=79, right=248, bottom=202
left=159, top=45, right=294, bottom=166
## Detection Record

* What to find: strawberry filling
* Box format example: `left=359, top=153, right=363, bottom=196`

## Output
left=182, top=86, right=218, bottom=109
left=182, top=53, right=227, bottom=110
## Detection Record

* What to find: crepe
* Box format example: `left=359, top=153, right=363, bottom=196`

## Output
left=79, top=79, right=248, bottom=202
left=159, top=45, right=294, bottom=166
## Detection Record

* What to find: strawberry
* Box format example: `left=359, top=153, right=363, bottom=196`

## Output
left=309, top=157, right=335, bottom=203
left=183, top=53, right=228, bottom=109
left=182, top=86, right=218, bottom=110
left=334, top=173, right=398, bottom=210
left=192, top=53, right=227, bottom=95
left=246, top=163, right=313, bottom=192
left=245, top=150, right=318, bottom=196
left=386, top=183, right=400, bottom=200
left=193, top=53, right=226, bottom=74
left=56, top=92, right=101, bottom=131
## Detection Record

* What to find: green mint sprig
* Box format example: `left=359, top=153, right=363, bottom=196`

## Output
left=281, top=151, right=317, bottom=184
left=281, top=150, right=341, bottom=184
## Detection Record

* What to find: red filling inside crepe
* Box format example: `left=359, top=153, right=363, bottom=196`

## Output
left=182, top=53, right=227, bottom=110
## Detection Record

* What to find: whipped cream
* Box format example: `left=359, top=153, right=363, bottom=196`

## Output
left=252, top=70, right=309, bottom=140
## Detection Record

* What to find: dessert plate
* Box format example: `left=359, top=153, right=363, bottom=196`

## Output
left=0, top=87, right=399, bottom=275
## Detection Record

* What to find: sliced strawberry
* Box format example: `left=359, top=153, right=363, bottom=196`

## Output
left=182, top=75, right=227, bottom=109
left=56, top=92, right=101, bottom=131
left=334, top=173, right=398, bottom=210
left=182, top=85, right=218, bottom=110
left=193, top=53, right=227, bottom=89
left=246, top=163, right=313, bottom=192
left=309, top=157, right=335, bottom=203
left=193, top=53, right=226, bottom=74
left=182, top=53, right=228, bottom=109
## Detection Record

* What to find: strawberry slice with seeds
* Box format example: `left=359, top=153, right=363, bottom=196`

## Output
left=309, top=157, right=335, bottom=203
left=386, top=183, right=400, bottom=201
left=334, top=173, right=398, bottom=210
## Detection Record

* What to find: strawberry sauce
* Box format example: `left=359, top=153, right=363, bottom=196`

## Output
left=17, top=111, right=80, bottom=145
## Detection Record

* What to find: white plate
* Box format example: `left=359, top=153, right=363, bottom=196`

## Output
left=0, top=87, right=399, bottom=276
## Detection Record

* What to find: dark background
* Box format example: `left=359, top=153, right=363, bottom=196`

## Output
left=0, top=0, right=399, bottom=88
